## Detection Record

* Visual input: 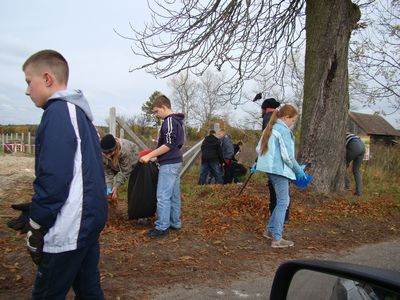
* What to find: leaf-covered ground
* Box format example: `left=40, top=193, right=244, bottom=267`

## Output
left=0, top=157, right=399, bottom=299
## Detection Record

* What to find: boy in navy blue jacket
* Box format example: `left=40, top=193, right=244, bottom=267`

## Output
left=23, top=49, right=107, bottom=299
left=140, top=95, right=185, bottom=238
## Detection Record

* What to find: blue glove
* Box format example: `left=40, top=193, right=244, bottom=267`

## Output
left=250, top=163, right=257, bottom=174
left=106, top=187, right=112, bottom=195
left=300, top=164, right=307, bottom=171
left=296, top=169, right=306, bottom=181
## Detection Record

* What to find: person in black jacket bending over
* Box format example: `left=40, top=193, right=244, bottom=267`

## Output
left=198, top=130, right=224, bottom=185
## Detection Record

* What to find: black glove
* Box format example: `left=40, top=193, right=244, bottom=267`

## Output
left=26, top=219, right=47, bottom=265
left=7, top=202, right=31, bottom=233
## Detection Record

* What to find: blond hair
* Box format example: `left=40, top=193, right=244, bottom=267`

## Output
left=22, top=49, right=69, bottom=85
left=260, top=104, right=298, bottom=155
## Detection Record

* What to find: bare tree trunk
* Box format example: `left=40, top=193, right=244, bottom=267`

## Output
left=300, top=0, right=360, bottom=193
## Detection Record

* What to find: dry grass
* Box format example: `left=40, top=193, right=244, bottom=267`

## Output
left=362, top=144, right=400, bottom=196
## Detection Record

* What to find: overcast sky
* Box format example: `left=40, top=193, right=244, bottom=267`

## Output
left=0, top=1, right=174, bottom=126
left=0, top=1, right=398, bottom=129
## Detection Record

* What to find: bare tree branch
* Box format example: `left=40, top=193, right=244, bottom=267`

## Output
left=116, top=0, right=306, bottom=105
left=349, top=0, right=400, bottom=116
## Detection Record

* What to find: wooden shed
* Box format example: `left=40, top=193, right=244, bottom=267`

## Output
left=348, top=111, right=400, bottom=145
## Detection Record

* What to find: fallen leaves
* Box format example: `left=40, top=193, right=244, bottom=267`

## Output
left=1, top=167, right=400, bottom=299
left=2, top=262, right=20, bottom=272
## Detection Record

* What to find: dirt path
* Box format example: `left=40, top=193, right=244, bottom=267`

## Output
left=0, top=155, right=34, bottom=200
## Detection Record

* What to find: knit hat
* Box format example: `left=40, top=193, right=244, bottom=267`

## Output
left=100, top=134, right=116, bottom=153
left=261, top=98, right=280, bottom=110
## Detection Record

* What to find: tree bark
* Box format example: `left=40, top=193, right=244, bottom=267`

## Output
left=300, top=0, right=360, bottom=193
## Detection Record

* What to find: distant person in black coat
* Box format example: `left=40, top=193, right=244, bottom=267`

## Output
left=198, top=130, right=224, bottom=185
left=345, top=133, right=365, bottom=196
left=262, top=98, right=281, bottom=131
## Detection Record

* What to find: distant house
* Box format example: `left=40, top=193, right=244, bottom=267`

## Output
left=348, top=111, right=400, bottom=145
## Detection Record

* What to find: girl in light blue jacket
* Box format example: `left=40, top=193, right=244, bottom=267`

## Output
left=256, top=104, right=306, bottom=248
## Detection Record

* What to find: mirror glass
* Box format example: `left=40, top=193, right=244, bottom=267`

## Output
left=286, top=270, right=399, bottom=300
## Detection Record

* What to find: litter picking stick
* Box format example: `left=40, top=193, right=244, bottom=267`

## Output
left=238, top=172, right=253, bottom=195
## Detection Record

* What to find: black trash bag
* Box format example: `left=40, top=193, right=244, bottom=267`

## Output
left=127, top=162, right=158, bottom=219
left=7, top=202, right=31, bottom=233
left=232, top=161, right=247, bottom=183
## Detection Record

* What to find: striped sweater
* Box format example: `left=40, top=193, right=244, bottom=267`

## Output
left=156, top=113, right=185, bottom=166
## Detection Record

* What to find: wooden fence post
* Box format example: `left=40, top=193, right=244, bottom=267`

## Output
left=180, top=139, right=203, bottom=177
left=28, top=132, right=32, bottom=154
left=109, top=107, right=116, bottom=136
left=116, top=117, right=148, bottom=150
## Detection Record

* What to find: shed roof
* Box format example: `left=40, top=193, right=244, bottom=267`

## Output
left=349, top=111, right=400, bottom=137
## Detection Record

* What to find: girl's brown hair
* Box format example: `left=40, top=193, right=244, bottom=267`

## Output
left=260, top=104, right=298, bottom=155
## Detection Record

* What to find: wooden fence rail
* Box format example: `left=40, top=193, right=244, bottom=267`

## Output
left=109, top=107, right=203, bottom=178
left=1, top=132, right=35, bottom=154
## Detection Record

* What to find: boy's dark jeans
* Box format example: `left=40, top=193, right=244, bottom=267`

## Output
left=32, top=240, right=104, bottom=300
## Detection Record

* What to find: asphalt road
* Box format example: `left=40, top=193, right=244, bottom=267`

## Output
left=152, top=238, right=400, bottom=299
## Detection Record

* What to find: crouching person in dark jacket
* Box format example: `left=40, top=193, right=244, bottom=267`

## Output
left=23, top=50, right=108, bottom=299
left=198, top=130, right=224, bottom=185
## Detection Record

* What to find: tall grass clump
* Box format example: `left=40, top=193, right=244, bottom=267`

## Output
left=362, top=144, right=400, bottom=194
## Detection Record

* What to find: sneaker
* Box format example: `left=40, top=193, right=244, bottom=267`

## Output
left=271, top=238, right=294, bottom=248
left=263, top=230, right=272, bottom=240
left=169, top=226, right=181, bottom=231
left=146, top=228, right=169, bottom=238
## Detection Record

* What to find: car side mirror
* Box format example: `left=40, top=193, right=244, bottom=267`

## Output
left=270, top=260, right=400, bottom=300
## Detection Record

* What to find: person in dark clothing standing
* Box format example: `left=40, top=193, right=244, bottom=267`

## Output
left=262, top=98, right=281, bottom=131
left=261, top=98, right=290, bottom=223
left=217, top=128, right=235, bottom=184
left=345, top=133, right=365, bottom=196
left=198, top=130, right=224, bottom=185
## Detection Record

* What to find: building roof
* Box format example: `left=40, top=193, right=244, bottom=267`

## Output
left=349, top=111, right=400, bottom=137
